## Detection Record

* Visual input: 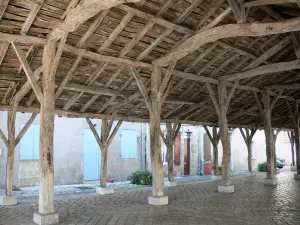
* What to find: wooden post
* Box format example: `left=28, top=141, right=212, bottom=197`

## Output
left=263, top=91, right=276, bottom=180
left=34, top=40, right=59, bottom=224
left=160, top=122, right=181, bottom=185
left=5, top=111, right=16, bottom=196
left=203, top=125, right=220, bottom=175
left=239, top=127, right=257, bottom=172
left=0, top=112, right=36, bottom=206
left=218, top=80, right=231, bottom=186
left=205, top=80, right=238, bottom=193
left=86, top=116, right=122, bottom=194
left=287, top=131, right=295, bottom=167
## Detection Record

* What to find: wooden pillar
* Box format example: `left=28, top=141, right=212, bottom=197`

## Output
left=262, top=92, right=275, bottom=179
left=239, top=128, right=257, bottom=172
left=218, top=80, right=231, bottom=186
left=5, top=111, right=16, bottom=196
left=0, top=111, right=36, bottom=206
left=295, top=123, right=300, bottom=174
left=203, top=126, right=220, bottom=176
left=34, top=40, right=58, bottom=223
left=205, top=80, right=238, bottom=192
left=287, top=131, right=295, bottom=167
left=150, top=66, right=163, bottom=197
left=86, top=116, right=122, bottom=193
left=160, top=122, right=181, bottom=183
left=131, top=64, right=175, bottom=204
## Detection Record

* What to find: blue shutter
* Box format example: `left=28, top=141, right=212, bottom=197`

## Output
left=121, top=130, right=137, bottom=158
left=20, top=124, right=40, bottom=160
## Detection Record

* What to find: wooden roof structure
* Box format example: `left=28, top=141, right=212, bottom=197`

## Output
left=1, top=0, right=300, bottom=129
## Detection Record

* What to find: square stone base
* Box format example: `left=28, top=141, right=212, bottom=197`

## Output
left=148, top=196, right=168, bottom=205
left=263, top=178, right=278, bottom=185
left=33, top=212, right=59, bottom=225
left=294, top=174, right=300, bottom=180
left=0, top=195, right=17, bottom=206
left=291, top=166, right=297, bottom=171
left=211, top=175, right=222, bottom=181
left=218, top=185, right=235, bottom=193
left=164, top=181, right=177, bottom=187
left=95, top=187, right=114, bottom=195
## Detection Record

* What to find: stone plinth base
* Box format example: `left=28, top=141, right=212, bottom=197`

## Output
left=148, top=196, right=168, bottom=205
left=218, top=185, right=234, bottom=193
left=263, top=178, right=278, bottom=185
left=211, top=175, right=222, bottom=180
left=95, top=187, right=114, bottom=195
left=164, top=181, right=177, bottom=187
left=294, top=174, right=300, bottom=180
left=291, top=166, right=297, bottom=171
left=33, top=212, right=59, bottom=225
left=0, top=195, right=17, bottom=206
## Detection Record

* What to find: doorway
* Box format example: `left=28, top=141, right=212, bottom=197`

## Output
left=83, top=128, right=101, bottom=180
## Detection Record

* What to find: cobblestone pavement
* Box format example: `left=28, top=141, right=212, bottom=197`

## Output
left=1, top=171, right=300, bottom=225
left=0, top=173, right=247, bottom=198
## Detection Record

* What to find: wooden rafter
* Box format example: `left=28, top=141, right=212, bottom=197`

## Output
left=48, top=0, right=141, bottom=40
left=154, top=18, right=300, bottom=66
left=243, top=0, right=300, bottom=7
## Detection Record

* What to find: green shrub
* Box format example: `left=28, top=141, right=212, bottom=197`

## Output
left=131, top=170, right=152, bottom=185
left=257, top=162, right=267, bottom=172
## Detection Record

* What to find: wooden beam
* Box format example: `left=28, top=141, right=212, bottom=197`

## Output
left=220, top=59, right=300, bottom=81
left=268, top=83, right=300, bottom=89
left=48, top=0, right=141, bottom=40
left=0, top=127, right=8, bottom=148
left=64, top=83, right=127, bottom=97
left=15, top=113, right=37, bottom=146
left=0, top=33, right=45, bottom=45
left=227, top=0, right=246, bottom=23
left=0, top=0, right=9, bottom=20
left=175, top=0, right=204, bottom=24
left=154, top=18, right=300, bottom=66
left=21, top=0, right=44, bottom=35
left=76, top=9, right=109, bottom=48
left=11, top=42, right=44, bottom=103
left=0, top=41, right=9, bottom=66
left=206, top=83, right=221, bottom=116
left=244, top=0, right=300, bottom=7
left=118, top=4, right=193, bottom=35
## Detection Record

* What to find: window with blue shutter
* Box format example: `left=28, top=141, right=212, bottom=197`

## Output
left=121, top=130, right=137, bottom=158
left=20, top=124, right=40, bottom=160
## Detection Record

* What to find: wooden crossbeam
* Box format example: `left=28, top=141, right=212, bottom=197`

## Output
left=243, top=0, right=300, bottom=7
left=21, top=0, right=44, bottom=34
left=64, top=84, right=127, bottom=97
left=48, top=0, right=141, bottom=40
left=227, top=0, right=246, bottom=23
left=0, top=41, right=9, bottom=67
left=15, top=113, right=37, bottom=146
left=154, top=18, right=300, bottom=66
left=268, top=83, right=300, bottom=89
left=220, top=59, right=300, bottom=81
left=11, top=42, right=44, bottom=103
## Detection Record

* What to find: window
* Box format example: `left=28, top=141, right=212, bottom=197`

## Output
left=121, top=130, right=137, bottom=158
left=20, top=124, right=40, bottom=160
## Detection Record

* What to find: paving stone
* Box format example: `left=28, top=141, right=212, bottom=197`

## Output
left=0, top=172, right=299, bottom=225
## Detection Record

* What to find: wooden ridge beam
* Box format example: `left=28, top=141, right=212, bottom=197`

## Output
left=48, top=0, right=141, bottom=41
left=220, top=59, right=300, bottom=81
left=154, top=18, right=300, bottom=66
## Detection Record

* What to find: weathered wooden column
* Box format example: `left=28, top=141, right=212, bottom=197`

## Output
left=86, top=115, right=122, bottom=194
left=206, top=80, right=239, bottom=193
left=160, top=122, right=181, bottom=186
left=287, top=131, right=296, bottom=168
left=239, top=127, right=257, bottom=173
left=131, top=64, right=175, bottom=205
left=0, top=112, right=37, bottom=206
left=33, top=40, right=59, bottom=225
left=285, top=101, right=300, bottom=178
left=203, top=126, right=220, bottom=176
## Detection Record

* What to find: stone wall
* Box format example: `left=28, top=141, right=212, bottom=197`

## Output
left=19, top=160, right=39, bottom=187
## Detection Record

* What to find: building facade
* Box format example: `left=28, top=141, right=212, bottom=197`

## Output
left=0, top=112, right=293, bottom=188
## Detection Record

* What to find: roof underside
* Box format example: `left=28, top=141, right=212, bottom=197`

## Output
left=1, top=0, right=300, bottom=129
